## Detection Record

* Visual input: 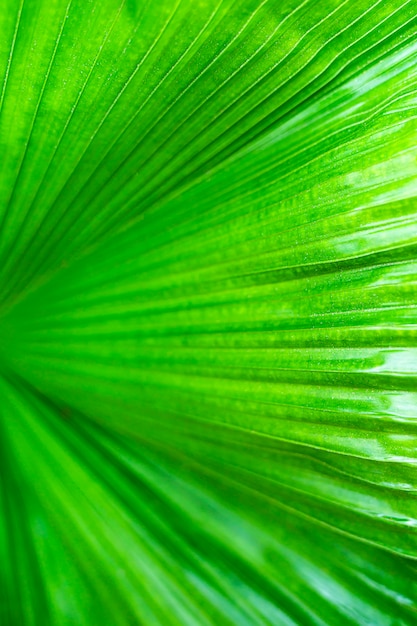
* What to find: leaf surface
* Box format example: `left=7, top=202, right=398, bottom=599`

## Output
left=1, top=1, right=417, bottom=624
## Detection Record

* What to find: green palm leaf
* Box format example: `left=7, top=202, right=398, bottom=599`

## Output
left=1, top=0, right=417, bottom=623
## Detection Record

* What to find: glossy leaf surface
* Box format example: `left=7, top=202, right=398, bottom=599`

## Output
left=0, top=0, right=417, bottom=624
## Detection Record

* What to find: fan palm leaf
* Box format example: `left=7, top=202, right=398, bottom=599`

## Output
left=1, top=1, right=417, bottom=624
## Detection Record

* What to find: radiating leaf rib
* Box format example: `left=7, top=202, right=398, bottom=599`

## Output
left=1, top=1, right=417, bottom=624
left=2, top=373, right=417, bottom=625
left=0, top=1, right=416, bottom=307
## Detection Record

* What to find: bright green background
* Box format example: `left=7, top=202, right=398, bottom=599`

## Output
left=1, top=0, right=417, bottom=623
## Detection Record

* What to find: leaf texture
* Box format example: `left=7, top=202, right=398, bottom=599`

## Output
left=0, top=1, right=417, bottom=624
